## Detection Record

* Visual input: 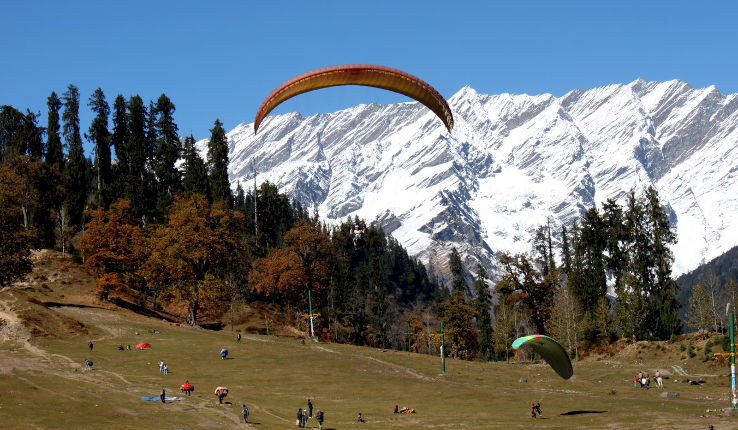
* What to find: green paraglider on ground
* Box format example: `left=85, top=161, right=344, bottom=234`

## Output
left=512, top=334, right=573, bottom=380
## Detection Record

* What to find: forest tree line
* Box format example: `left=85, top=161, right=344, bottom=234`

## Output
left=0, top=85, right=708, bottom=361
left=437, top=188, right=686, bottom=361
left=0, top=84, right=440, bottom=350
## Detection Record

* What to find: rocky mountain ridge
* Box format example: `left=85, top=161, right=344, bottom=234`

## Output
left=203, top=78, right=738, bottom=283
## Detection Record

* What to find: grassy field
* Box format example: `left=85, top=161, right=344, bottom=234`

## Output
left=1, top=251, right=737, bottom=429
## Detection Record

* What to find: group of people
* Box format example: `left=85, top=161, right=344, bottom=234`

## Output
left=296, top=400, right=324, bottom=428
left=158, top=360, right=169, bottom=375
left=530, top=402, right=542, bottom=418
left=633, top=370, right=663, bottom=389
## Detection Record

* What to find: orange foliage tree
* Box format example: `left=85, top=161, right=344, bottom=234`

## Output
left=251, top=213, right=332, bottom=310
left=79, top=200, right=146, bottom=300
left=0, top=164, right=35, bottom=286
left=143, top=194, right=246, bottom=325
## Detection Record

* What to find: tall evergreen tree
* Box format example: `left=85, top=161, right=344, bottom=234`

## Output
left=152, top=94, right=181, bottom=217
left=42, top=92, right=66, bottom=249
left=473, top=263, right=493, bottom=360
left=123, top=95, right=154, bottom=222
left=207, top=119, right=231, bottom=207
left=645, top=186, right=683, bottom=338
left=46, top=92, right=63, bottom=169
left=86, top=88, right=111, bottom=208
left=533, top=219, right=556, bottom=277
left=449, top=247, right=465, bottom=295
left=0, top=106, right=41, bottom=161
left=234, top=182, right=246, bottom=212
left=602, top=198, right=628, bottom=290
left=182, top=134, right=209, bottom=198
left=62, top=84, right=88, bottom=230
left=572, top=207, right=607, bottom=315
left=560, top=224, right=572, bottom=276
left=110, top=94, right=128, bottom=201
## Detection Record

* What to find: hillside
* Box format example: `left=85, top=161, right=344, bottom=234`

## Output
left=1, top=250, right=737, bottom=429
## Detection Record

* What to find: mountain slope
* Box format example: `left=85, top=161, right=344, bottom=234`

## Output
left=206, top=79, right=738, bottom=282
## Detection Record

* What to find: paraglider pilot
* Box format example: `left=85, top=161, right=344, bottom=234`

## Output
left=350, top=224, right=365, bottom=248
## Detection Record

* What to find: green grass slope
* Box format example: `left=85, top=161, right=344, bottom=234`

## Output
left=0, top=251, right=736, bottom=429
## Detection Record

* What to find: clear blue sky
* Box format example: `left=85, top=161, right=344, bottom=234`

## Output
left=2, top=1, right=736, bottom=154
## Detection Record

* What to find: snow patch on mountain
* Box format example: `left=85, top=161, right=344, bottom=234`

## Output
left=199, top=79, right=738, bottom=282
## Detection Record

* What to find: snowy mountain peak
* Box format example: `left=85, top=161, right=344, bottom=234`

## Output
left=211, top=79, right=738, bottom=282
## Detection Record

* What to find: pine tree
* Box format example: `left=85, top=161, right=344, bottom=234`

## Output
left=123, top=95, right=152, bottom=222
left=181, top=134, right=209, bottom=198
left=602, top=198, right=627, bottom=285
left=86, top=88, right=111, bottom=208
left=207, top=119, right=231, bottom=207
left=473, top=263, right=493, bottom=360
left=560, top=224, right=572, bottom=276
left=45, top=92, right=63, bottom=169
left=645, top=186, right=683, bottom=338
left=110, top=94, right=128, bottom=201
left=533, top=219, right=556, bottom=277
left=573, top=207, right=607, bottom=315
left=62, top=84, right=88, bottom=230
left=449, top=247, right=465, bottom=295
left=152, top=94, right=181, bottom=217
left=234, top=182, right=246, bottom=212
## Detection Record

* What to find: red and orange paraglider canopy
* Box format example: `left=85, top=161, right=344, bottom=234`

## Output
left=181, top=382, right=194, bottom=391
left=136, top=342, right=152, bottom=349
left=254, top=64, right=454, bottom=133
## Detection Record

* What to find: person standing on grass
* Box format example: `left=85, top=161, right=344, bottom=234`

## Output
left=297, top=408, right=304, bottom=427
left=237, top=333, right=241, bottom=343
left=242, top=404, right=249, bottom=423
left=88, top=341, right=93, bottom=352
left=84, top=359, right=92, bottom=370
left=308, top=399, right=313, bottom=418
left=160, top=389, right=166, bottom=403
left=163, top=363, right=168, bottom=375
left=315, top=409, right=324, bottom=429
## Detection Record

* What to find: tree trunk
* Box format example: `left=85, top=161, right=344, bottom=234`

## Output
left=186, top=290, right=199, bottom=326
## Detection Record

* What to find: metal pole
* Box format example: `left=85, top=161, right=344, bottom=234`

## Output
left=440, top=322, right=446, bottom=375
left=308, top=288, right=315, bottom=338
left=730, top=312, right=738, bottom=409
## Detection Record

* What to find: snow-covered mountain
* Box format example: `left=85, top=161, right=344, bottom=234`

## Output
left=207, top=78, right=738, bottom=283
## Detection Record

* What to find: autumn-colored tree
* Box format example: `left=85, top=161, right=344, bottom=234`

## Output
left=79, top=200, right=146, bottom=300
left=0, top=165, right=35, bottom=286
left=251, top=213, right=332, bottom=309
left=144, top=195, right=246, bottom=325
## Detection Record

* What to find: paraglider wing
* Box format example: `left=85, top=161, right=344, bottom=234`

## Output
left=512, top=334, right=573, bottom=380
left=136, top=342, right=152, bottom=349
left=254, top=64, right=454, bottom=133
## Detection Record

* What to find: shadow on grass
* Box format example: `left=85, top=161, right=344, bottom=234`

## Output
left=560, top=410, right=607, bottom=415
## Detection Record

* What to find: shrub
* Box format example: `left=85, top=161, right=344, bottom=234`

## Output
left=680, top=343, right=686, bottom=351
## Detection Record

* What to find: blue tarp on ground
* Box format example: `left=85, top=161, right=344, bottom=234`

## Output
left=141, top=397, right=181, bottom=401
